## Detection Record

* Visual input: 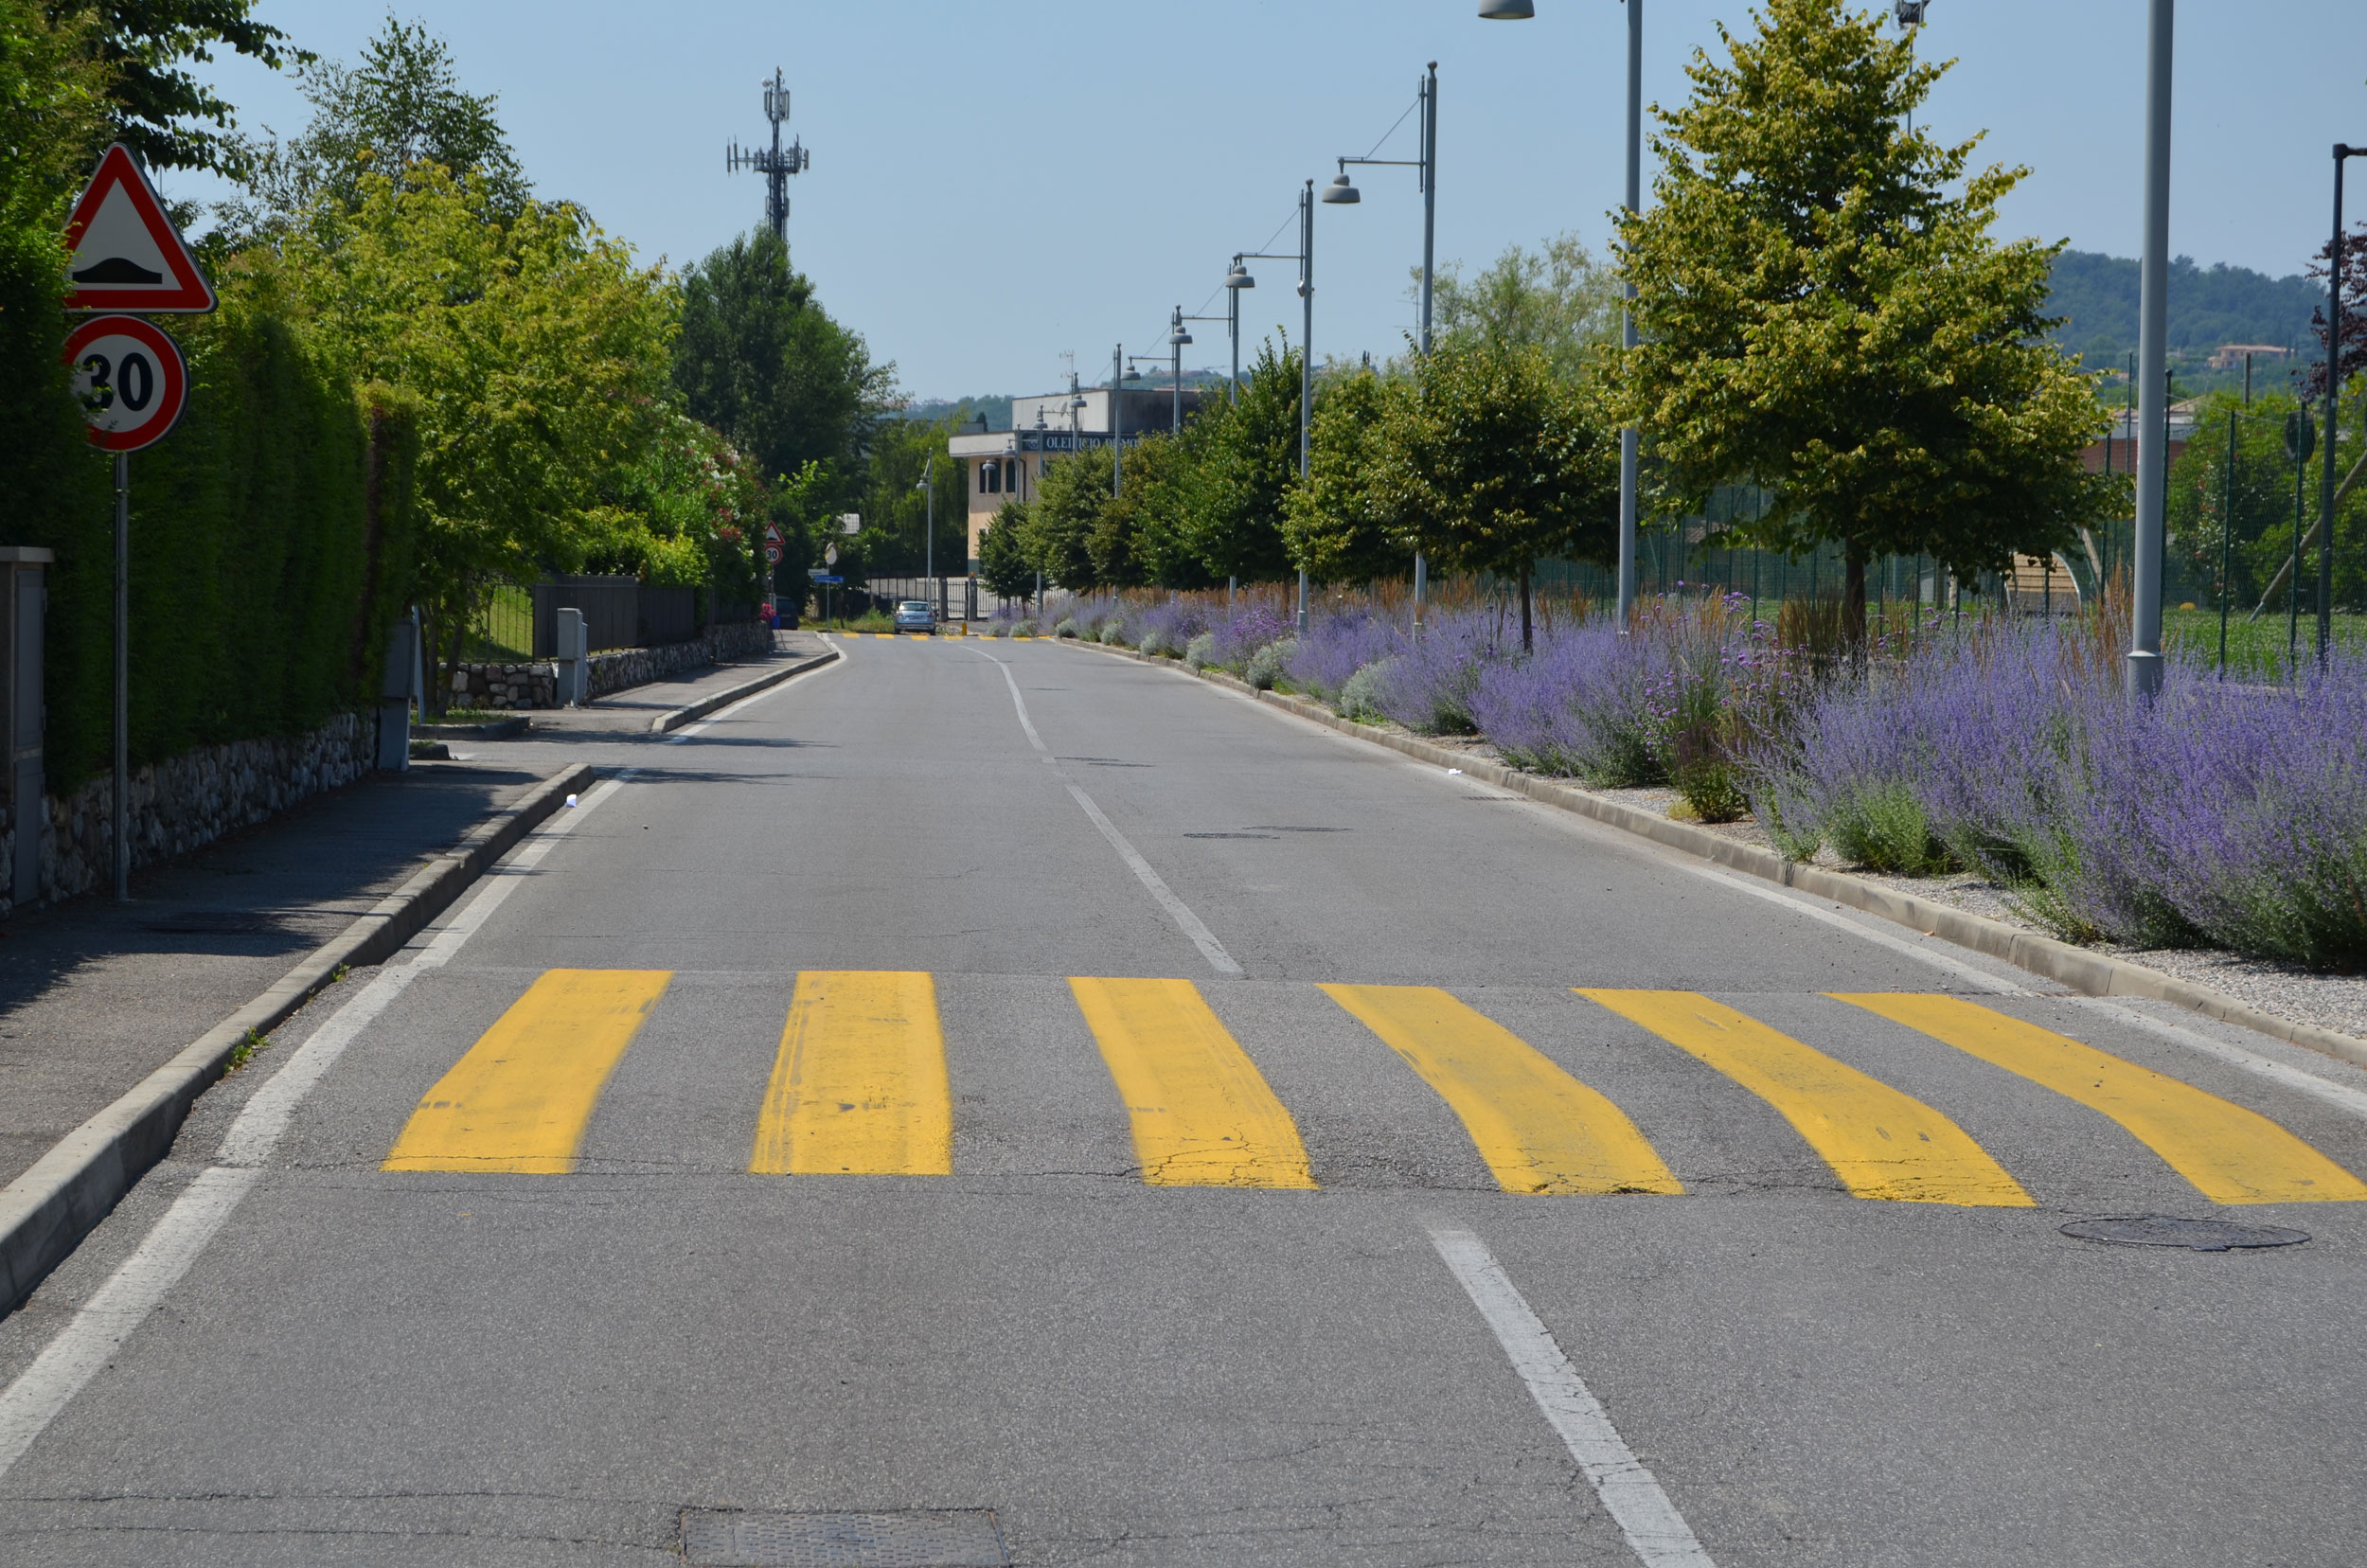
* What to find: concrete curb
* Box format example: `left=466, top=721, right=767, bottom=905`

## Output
left=1060, top=636, right=2367, bottom=1073
left=0, top=760, right=596, bottom=1318
left=649, top=649, right=838, bottom=734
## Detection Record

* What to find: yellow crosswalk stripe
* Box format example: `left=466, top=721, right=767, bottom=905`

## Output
left=1070, top=976, right=1317, bottom=1189
left=1321, top=984, right=1681, bottom=1195
left=1837, top=993, right=2367, bottom=1204
left=384, top=970, right=670, bottom=1173
left=751, top=971, right=952, bottom=1175
left=1576, top=989, right=2033, bottom=1206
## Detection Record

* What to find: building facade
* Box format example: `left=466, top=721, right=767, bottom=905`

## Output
left=947, top=385, right=1208, bottom=571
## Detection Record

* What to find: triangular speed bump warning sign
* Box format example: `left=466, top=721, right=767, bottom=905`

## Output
left=63, top=144, right=215, bottom=313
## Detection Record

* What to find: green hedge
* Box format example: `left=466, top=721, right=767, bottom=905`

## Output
left=3, top=276, right=418, bottom=791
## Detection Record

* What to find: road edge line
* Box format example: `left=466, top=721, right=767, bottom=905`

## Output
left=648, top=647, right=839, bottom=733
left=0, top=759, right=595, bottom=1319
left=1051, top=636, right=2367, bottom=1073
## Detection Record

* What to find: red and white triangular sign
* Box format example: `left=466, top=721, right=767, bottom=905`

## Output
left=62, top=144, right=215, bottom=313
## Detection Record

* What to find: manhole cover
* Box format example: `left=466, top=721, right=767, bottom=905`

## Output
left=1184, top=831, right=1275, bottom=840
left=680, top=1509, right=1007, bottom=1567
left=2061, top=1216, right=2309, bottom=1252
left=1246, top=825, right=1348, bottom=833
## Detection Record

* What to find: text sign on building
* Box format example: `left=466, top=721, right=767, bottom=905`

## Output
left=63, top=315, right=188, bottom=452
left=62, top=145, right=216, bottom=313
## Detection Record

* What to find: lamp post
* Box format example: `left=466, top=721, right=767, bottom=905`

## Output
left=2127, top=0, right=2173, bottom=703
left=1482, top=0, right=1641, bottom=631
left=914, top=461, right=934, bottom=620
left=1112, top=344, right=1124, bottom=499
left=1168, top=307, right=1193, bottom=432
left=2320, top=143, right=2361, bottom=670
left=1327, top=61, right=1439, bottom=633
left=1223, top=258, right=1255, bottom=400
left=1236, top=181, right=1318, bottom=633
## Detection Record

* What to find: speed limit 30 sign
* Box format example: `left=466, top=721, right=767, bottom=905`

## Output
left=63, top=314, right=187, bottom=453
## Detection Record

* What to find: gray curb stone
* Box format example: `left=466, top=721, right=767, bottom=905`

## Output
left=649, top=649, right=839, bottom=734
left=1064, top=637, right=2367, bottom=1073
left=0, top=760, right=596, bottom=1318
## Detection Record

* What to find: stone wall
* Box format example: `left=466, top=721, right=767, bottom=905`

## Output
left=443, top=621, right=773, bottom=709
left=0, top=710, right=377, bottom=918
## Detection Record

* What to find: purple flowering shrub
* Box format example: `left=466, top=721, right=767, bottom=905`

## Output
left=1468, top=622, right=1659, bottom=783
left=1204, top=604, right=1293, bottom=671
left=1286, top=608, right=1404, bottom=704
left=1369, top=609, right=1504, bottom=735
left=1134, top=599, right=1209, bottom=658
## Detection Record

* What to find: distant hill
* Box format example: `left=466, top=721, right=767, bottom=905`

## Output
left=2045, top=250, right=2323, bottom=365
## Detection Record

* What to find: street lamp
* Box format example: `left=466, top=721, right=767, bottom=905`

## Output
left=2319, top=142, right=2363, bottom=669
left=913, top=462, right=934, bottom=618
left=1483, top=1, right=1642, bottom=632
left=2127, top=0, right=2172, bottom=702
left=1167, top=306, right=1194, bottom=433
left=1236, top=179, right=1319, bottom=633
left=1329, top=62, right=1440, bottom=634
left=1223, top=258, right=1255, bottom=400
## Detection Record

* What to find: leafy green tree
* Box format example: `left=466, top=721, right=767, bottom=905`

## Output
left=672, top=229, right=890, bottom=512
left=1024, top=441, right=1110, bottom=589
left=247, top=162, right=677, bottom=693
left=763, top=458, right=831, bottom=613
left=1178, top=341, right=1300, bottom=584
left=215, top=16, right=526, bottom=241
left=73, top=0, right=305, bottom=176
left=1610, top=0, right=2118, bottom=642
left=1286, top=368, right=1415, bottom=584
left=1428, top=233, right=1621, bottom=383
left=977, top=498, right=1036, bottom=603
left=1376, top=339, right=1616, bottom=649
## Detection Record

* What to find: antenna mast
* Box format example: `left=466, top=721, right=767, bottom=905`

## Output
left=726, top=68, right=810, bottom=246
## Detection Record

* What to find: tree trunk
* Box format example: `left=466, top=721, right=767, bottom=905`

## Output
left=1842, top=551, right=1868, bottom=650
left=1520, top=566, right=1534, bottom=652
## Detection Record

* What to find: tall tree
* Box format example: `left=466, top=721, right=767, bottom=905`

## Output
left=1375, top=339, right=1616, bottom=649
left=216, top=16, right=527, bottom=240
left=1428, top=233, right=1621, bottom=383
left=1177, top=340, right=1300, bottom=584
left=1286, top=367, right=1415, bottom=584
left=1611, top=0, right=2118, bottom=641
left=72, top=0, right=305, bottom=176
left=672, top=229, right=890, bottom=508
left=976, top=498, right=1035, bottom=603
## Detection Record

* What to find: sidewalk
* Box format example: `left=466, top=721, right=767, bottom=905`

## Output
left=0, top=631, right=831, bottom=1196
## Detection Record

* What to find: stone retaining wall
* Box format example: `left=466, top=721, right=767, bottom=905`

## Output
left=0, top=711, right=376, bottom=918
left=443, top=621, right=772, bottom=709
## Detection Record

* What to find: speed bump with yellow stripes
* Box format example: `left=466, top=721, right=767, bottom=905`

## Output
left=379, top=973, right=2367, bottom=1203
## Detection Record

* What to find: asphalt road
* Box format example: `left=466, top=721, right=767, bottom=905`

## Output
left=5, top=631, right=2367, bottom=1567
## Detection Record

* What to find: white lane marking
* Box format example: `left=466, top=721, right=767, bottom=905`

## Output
left=0, top=774, right=628, bottom=1480
left=1428, top=1226, right=1716, bottom=1568
left=1675, top=862, right=2023, bottom=995
left=0, top=1166, right=259, bottom=1478
left=213, top=775, right=630, bottom=1167
left=970, top=646, right=1242, bottom=977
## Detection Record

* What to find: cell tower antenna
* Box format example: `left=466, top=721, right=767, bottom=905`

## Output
left=726, top=68, right=810, bottom=247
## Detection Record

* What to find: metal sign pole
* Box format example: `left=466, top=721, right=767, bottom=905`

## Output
left=113, top=452, right=127, bottom=900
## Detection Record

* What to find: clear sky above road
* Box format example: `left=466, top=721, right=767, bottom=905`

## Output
left=167, top=2, right=2367, bottom=401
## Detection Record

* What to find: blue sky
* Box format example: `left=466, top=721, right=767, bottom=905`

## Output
left=165, top=2, right=2367, bottom=401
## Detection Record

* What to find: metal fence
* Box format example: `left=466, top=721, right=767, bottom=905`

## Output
left=464, top=577, right=753, bottom=659
left=637, top=586, right=696, bottom=649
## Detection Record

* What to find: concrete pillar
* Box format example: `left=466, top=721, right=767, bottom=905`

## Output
left=376, top=611, right=417, bottom=772
left=555, top=608, right=588, bottom=706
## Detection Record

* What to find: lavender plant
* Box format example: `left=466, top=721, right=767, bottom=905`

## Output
left=1287, top=609, right=1404, bottom=706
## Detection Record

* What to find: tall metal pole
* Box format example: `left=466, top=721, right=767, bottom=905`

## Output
left=2218, top=410, right=2235, bottom=673
left=1615, top=0, right=1643, bottom=632
left=1171, top=306, right=1184, bottom=434
left=1112, top=344, right=1124, bottom=499
left=2320, top=146, right=2353, bottom=670
left=1297, top=181, right=1314, bottom=636
left=113, top=452, right=128, bottom=901
left=2126, top=0, right=2173, bottom=703
left=1228, top=282, right=1239, bottom=401
left=1415, top=62, right=1438, bottom=638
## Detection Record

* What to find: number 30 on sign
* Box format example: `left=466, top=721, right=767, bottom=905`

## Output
left=62, top=314, right=187, bottom=453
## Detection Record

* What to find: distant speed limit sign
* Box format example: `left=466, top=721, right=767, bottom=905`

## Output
left=62, top=314, right=187, bottom=452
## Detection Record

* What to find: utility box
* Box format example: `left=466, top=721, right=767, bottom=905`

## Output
left=0, top=547, right=53, bottom=906
left=376, top=612, right=417, bottom=772
left=555, top=607, right=589, bottom=706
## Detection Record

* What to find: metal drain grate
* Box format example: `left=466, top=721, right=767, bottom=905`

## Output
left=680, top=1509, right=1008, bottom=1567
left=2061, top=1216, right=2309, bottom=1252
